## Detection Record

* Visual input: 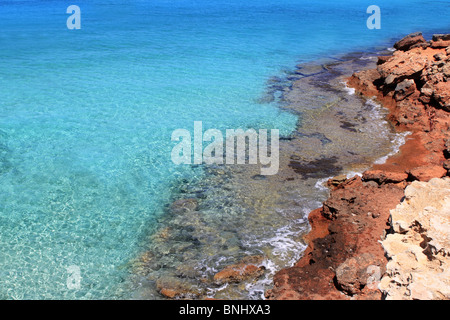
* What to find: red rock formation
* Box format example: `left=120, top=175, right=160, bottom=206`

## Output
left=266, top=177, right=404, bottom=300
left=266, top=33, right=450, bottom=300
left=393, top=32, right=427, bottom=51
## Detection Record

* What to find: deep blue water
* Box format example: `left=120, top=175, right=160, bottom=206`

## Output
left=0, top=0, right=449, bottom=299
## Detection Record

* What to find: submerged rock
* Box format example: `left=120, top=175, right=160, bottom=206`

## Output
left=170, top=198, right=199, bottom=214
left=156, top=276, right=203, bottom=299
left=294, top=63, right=327, bottom=76
left=289, top=156, right=343, bottom=179
left=213, top=255, right=265, bottom=284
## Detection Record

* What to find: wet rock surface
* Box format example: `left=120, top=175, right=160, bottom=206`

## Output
left=213, top=255, right=266, bottom=284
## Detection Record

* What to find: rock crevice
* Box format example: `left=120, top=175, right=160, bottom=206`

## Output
left=380, top=178, right=450, bottom=300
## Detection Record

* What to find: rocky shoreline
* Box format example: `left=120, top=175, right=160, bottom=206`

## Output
left=266, top=32, right=450, bottom=300
left=129, top=33, right=449, bottom=300
left=130, top=46, right=402, bottom=300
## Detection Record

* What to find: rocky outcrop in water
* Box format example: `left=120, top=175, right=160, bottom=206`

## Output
left=213, top=255, right=266, bottom=284
left=130, top=33, right=450, bottom=300
left=267, top=33, right=450, bottom=300
left=131, top=45, right=406, bottom=300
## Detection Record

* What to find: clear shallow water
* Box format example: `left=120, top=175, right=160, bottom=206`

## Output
left=0, top=0, right=449, bottom=299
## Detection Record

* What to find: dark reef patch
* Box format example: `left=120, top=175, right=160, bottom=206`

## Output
left=340, top=120, right=358, bottom=132
left=289, top=156, right=343, bottom=179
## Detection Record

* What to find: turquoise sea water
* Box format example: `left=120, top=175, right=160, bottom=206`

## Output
left=0, top=0, right=449, bottom=299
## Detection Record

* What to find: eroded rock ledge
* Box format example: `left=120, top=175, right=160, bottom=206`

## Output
left=266, top=32, right=450, bottom=300
left=380, top=177, right=450, bottom=300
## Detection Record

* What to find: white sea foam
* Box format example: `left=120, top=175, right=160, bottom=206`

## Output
left=315, top=177, right=330, bottom=191
left=314, top=170, right=364, bottom=194
left=358, top=99, right=391, bottom=138
left=202, top=78, right=411, bottom=300
left=341, top=81, right=355, bottom=95
left=245, top=258, right=277, bottom=300
left=345, top=171, right=363, bottom=179
left=362, top=99, right=412, bottom=165
left=206, top=283, right=229, bottom=298
left=359, top=55, right=377, bottom=61
left=241, top=217, right=310, bottom=299
left=374, top=131, right=411, bottom=165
